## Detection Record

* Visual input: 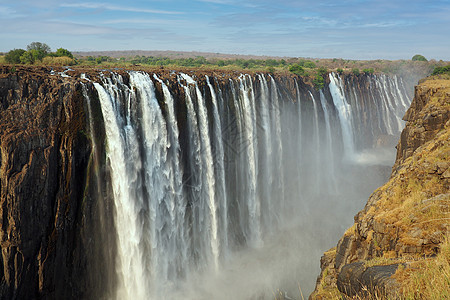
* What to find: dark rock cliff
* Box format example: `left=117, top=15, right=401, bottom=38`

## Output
left=310, top=76, right=450, bottom=299
left=0, top=66, right=115, bottom=299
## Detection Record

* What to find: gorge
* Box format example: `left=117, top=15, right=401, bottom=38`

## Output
left=0, top=66, right=421, bottom=299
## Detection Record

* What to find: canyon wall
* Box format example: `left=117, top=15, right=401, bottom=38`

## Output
left=310, top=76, right=449, bottom=299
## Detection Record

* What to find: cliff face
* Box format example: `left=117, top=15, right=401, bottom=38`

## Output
left=311, top=76, right=450, bottom=299
left=0, top=66, right=116, bottom=299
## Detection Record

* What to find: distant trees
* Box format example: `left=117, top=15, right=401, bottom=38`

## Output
left=3, top=42, right=74, bottom=65
left=431, top=65, right=450, bottom=75
left=412, top=54, right=428, bottom=62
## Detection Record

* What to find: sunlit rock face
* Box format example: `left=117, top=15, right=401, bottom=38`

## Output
left=0, top=66, right=414, bottom=299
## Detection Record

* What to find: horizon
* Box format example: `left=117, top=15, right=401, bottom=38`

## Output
left=1, top=0, right=449, bottom=61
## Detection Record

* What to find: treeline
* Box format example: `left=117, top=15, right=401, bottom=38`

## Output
left=2, top=45, right=447, bottom=89
left=81, top=55, right=291, bottom=70
left=431, top=65, right=450, bottom=76
left=4, top=42, right=75, bottom=65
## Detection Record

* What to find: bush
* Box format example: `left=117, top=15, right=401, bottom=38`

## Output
left=20, top=51, right=35, bottom=64
left=289, top=64, right=305, bottom=76
left=267, top=66, right=275, bottom=73
left=352, top=68, right=360, bottom=75
left=303, top=61, right=316, bottom=68
left=337, top=68, right=344, bottom=75
left=412, top=54, right=427, bottom=62
left=5, top=49, right=26, bottom=63
left=312, top=75, right=325, bottom=90
left=362, top=68, right=374, bottom=75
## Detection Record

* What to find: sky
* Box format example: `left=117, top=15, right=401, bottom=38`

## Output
left=1, top=0, right=449, bottom=60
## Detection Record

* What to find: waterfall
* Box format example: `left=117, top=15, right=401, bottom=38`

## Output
left=94, top=78, right=149, bottom=300
left=328, top=72, right=356, bottom=159
left=319, top=90, right=337, bottom=193
left=88, top=70, right=412, bottom=299
left=205, top=75, right=229, bottom=256
left=180, top=73, right=221, bottom=271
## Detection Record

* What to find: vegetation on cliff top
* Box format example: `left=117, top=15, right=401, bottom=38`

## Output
left=4, top=42, right=74, bottom=65
left=1, top=43, right=447, bottom=80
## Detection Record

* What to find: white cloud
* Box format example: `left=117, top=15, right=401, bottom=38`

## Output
left=0, top=5, right=24, bottom=18
left=60, top=2, right=183, bottom=15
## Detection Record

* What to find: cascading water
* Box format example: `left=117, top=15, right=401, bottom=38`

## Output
left=86, top=71, right=412, bottom=299
left=328, top=73, right=356, bottom=159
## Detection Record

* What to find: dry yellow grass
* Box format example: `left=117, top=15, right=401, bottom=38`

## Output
left=394, top=235, right=450, bottom=299
left=41, top=56, right=75, bottom=66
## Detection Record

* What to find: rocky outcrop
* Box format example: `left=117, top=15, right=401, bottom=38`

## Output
left=310, top=76, right=450, bottom=299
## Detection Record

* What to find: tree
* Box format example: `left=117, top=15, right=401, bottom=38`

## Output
left=352, top=68, right=360, bottom=76
left=412, top=54, right=427, bottom=62
left=5, top=49, right=26, bottom=63
left=337, top=68, right=344, bottom=75
left=55, top=48, right=73, bottom=58
left=27, top=42, right=51, bottom=54
left=26, top=42, right=50, bottom=61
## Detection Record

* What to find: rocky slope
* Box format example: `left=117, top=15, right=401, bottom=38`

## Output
left=310, top=75, right=450, bottom=299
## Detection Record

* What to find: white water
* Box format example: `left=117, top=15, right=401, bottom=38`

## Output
left=87, top=71, right=412, bottom=299
left=328, top=72, right=356, bottom=159
left=94, top=79, right=149, bottom=300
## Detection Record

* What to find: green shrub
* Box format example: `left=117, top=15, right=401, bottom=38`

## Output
left=289, top=64, right=305, bottom=76
left=5, top=49, right=26, bottom=63
left=337, top=68, right=344, bottom=75
left=352, top=68, right=360, bottom=75
left=363, top=68, right=374, bottom=74
left=20, top=51, right=35, bottom=64
left=313, top=75, right=325, bottom=90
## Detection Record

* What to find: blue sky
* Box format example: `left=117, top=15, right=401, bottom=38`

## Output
left=1, top=0, right=449, bottom=60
